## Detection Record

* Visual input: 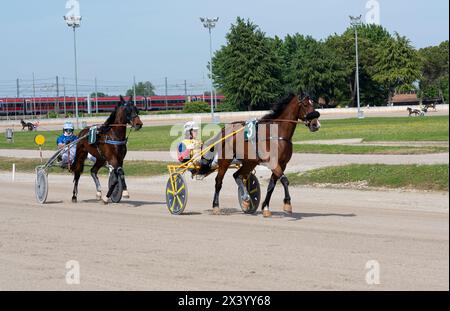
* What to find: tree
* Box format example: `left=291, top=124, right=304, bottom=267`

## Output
left=281, top=35, right=348, bottom=105
left=90, top=92, right=108, bottom=98
left=212, top=17, right=283, bottom=111
left=418, top=41, right=449, bottom=101
left=126, top=81, right=156, bottom=96
left=325, top=24, right=392, bottom=106
left=372, top=33, right=421, bottom=104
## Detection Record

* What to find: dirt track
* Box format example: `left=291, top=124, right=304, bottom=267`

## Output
left=0, top=170, right=448, bottom=290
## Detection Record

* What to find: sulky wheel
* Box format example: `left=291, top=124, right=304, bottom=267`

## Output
left=108, top=171, right=123, bottom=203
left=35, top=168, right=49, bottom=204
left=238, top=173, right=261, bottom=214
left=166, top=173, right=188, bottom=215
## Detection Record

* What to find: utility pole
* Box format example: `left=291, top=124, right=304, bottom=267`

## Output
left=133, top=76, right=137, bottom=106
left=64, top=0, right=82, bottom=128
left=95, top=77, right=98, bottom=114
left=350, top=15, right=364, bottom=119
left=165, top=77, right=168, bottom=110
left=63, top=77, right=67, bottom=116
left=200, top=17, right=219, bottom=121
left=32, top=72, right=36, bottom=119
left=56, top=76, right=60, bottom=114
left=184, top=79, right=187, bottom=100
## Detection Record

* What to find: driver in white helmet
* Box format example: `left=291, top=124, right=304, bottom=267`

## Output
left=177, top=121, right=214, bottom=174
left=57, top=122, right=78, bottom=168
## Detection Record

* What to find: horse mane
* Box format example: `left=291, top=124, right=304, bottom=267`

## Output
left=261, top=93, right=296, bottom=120
left=103, top=109, right=117, bottom=126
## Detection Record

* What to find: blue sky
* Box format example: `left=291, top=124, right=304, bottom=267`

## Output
left=0, top=0, right=448, bottom=97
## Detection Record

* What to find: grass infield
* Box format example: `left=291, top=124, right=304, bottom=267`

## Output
left=287, top=164, right=449, bottom=191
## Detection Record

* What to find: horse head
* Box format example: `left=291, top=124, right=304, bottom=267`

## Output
left=117, top=95, right=143, bottom=130
left=297, top=95, right=321, bottom=132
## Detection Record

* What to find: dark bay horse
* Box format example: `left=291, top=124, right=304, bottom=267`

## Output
left=71, top=96, right=143, bottom=204
left=211, top=94, right=320, bottom=217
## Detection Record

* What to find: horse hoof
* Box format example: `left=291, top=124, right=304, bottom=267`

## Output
left=262, top=209, right=272, bottom=218
left=283, top=203, right=293, bottom=214
left=122, top=190, right=130, bottom=199
left=102, top=197, right=111, bottom=205
left=212, top=207, right=221, bottom=215
left=71, top=197, right=77, bottom=203
left=96, top=192, right=102, bottom=200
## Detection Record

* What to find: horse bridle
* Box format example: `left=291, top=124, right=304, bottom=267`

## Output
left=125, top=104, right=140, bottom=124
left=257, top=97, right=320, bottom=127
left=298, top=97, right=320, bottom=128
left=107, top=104, right=140, bottom=128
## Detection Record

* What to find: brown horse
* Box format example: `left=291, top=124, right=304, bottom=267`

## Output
left=210, top=93, right=320, bottom=217
left=70, top=96, right=143, bottom=204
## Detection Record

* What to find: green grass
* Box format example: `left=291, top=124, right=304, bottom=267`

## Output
left=287, top=164, right=449, bottom=191
left=1, top=116, right=448, bottom=154
left=0, top=157, right=171, bottom=177
left=293, top=116, right=449, bottom=142
left=294, top=144, right=448, bottom=155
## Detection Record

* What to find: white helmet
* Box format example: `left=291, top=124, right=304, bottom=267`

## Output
left=184, top=121, right=199, bottom=134
left=63, top=122, right=74, bottom=131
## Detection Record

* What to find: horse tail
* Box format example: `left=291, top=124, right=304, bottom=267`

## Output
left=70, top=129, right=89, bottom=174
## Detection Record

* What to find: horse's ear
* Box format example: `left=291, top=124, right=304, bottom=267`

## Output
left=299, top=91, right=310, bottom=101
left=118, top=95, right=125, bottom=107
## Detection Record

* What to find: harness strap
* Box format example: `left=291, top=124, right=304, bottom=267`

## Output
left=104, top=139, right=128, bottom=145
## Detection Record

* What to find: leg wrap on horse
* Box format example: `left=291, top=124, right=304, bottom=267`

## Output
left=106, top=167, right=123, bottom=198
left=262, top=177, right=277, bottom=209
left=280, top=175, right=291, bottom=205
left=280, top=175, right=289, bottom=186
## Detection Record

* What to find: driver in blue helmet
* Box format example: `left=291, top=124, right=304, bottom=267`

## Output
left=57, top=122, right=78, bottom=167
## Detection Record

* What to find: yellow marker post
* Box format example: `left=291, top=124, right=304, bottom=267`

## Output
left=34, top=135, right=46, bottom=163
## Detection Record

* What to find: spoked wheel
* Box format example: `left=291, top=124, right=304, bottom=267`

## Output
left=166, top=173, right=188, bottom=215
left=238, top=173, right=261, bottom=214
left=35, top=168, right=48, bottom=204
left=108, top=171, right=123, bottom=203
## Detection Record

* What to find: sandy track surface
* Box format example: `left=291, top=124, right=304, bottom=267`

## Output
left=0, top=171, right=448, bottom=290
left=0, top=150, right=449, bottom=173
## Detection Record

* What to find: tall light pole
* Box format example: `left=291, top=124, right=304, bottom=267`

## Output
left=64, top=0, right=82, bottom=128
left=200, top=17, right=219, bottom=121
left=350, top=15, right=364, bottom=119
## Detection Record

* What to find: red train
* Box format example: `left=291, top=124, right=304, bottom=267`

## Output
left=0, top=95, right=225, bottom=116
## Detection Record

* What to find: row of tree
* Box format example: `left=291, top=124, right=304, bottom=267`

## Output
left=212, top=17, right=449, bottom=111
left=91, top=81, right=156, bottom=98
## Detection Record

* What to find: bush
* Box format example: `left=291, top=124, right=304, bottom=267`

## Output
left=47, top=111, right=59, bottom=119
left=183, top=101, right=211, bottom=113
left=215, top=101, right=239, bottom=112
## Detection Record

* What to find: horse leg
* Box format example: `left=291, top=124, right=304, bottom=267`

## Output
left=261, top=164, right=286, bottom=217
left=120, top=150, right=130, bottom=199
left=261, top=173, right=279, bottom=217
left=122, top=175, right=130, bottom=199
left=119, top=159, right=129, bottom=199
left=91, top=159, right=105, bottom=200
left=70, top=143, right=88, bottom=203
left=280, top=174, right=292, bottom=214
left=233, top=163, right=257, bottom=213
left=71, top=160, right=85, bottom=203
left=212, top=159, right=232, bottom=215
left=102, top=160, right=122, bottom=204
